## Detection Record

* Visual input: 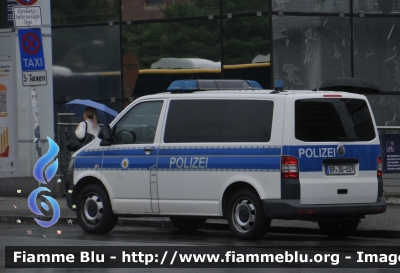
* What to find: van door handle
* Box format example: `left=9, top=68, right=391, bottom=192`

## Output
left=144, top=147, right=155, bottom=154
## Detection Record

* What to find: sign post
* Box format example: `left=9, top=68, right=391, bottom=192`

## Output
left=15, top=0, right=47, bottom=190
left=30, top=87, right=42, bottom=158
left=17, top=27, right=46, bottom=159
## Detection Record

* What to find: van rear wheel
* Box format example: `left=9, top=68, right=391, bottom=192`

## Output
left=227, top=189, right=270, bottom=240
left=318, top=218, right=360, bottom=239
left=169, top=217, right=206, bottom=231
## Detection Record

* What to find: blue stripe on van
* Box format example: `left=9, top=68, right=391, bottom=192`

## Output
left=75, top=149, right=103, bottom=169
left=75, top=157, right=102, bottom=169
left=282, top=144, right=381, bottom=172
left=159, top=147, right=281, bottom=171
left=76, top=146, right=282, bottom=171
left=76, top=150, right=103, bottom=157
left=102, top=156, right=157, bottom=170
left=158, top=156, right=280, bottom=171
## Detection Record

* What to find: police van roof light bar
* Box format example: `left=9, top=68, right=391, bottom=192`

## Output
left=167, top=79, right=263, bottom=93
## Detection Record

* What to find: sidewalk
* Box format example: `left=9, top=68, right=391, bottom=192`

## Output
left=1, top=197, right=399, bottom=239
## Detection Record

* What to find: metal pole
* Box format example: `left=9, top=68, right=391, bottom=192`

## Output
left=30, top=87, right=45, bottom=214
left=30, top=87, right=42, bottom=160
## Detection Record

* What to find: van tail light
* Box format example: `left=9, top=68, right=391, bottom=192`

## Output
left=377, top=155, right=382, bottom=177
left=281, top=156, right=299, bottom=178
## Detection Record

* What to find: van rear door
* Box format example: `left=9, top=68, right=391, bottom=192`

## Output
left=282, top=95, right=381, bottom=205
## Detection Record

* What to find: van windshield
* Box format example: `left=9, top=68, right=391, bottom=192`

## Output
left=295, top=98, right=376, bottom=142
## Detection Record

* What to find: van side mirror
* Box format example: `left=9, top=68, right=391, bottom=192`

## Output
left=98, top=126, right=111, bottom=140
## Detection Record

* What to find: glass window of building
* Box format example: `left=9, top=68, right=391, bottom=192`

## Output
left=52, top=26, right=121, bottom=102
left=51, top=0, right=119, bottom=25
left=222, top=16, right=270, bottom=88
left=273, top=16, right=351, bottom=90
left=122, top=0, right=220, bottom=21
left=272, top=0, right=349, bottom=13
left=367, top=95, right=400, bottom=127
left=222, top=0, right=268, bottom=14
left=354, top=0, right=400, bottom=14
left=122, top=19, right=221, bottom=99
left=354, top=18, right=400, bottom=92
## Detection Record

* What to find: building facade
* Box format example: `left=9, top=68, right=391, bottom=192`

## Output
left=50, top=0, right=400, bottom=127
left=1, top=0, right=400, bottom=193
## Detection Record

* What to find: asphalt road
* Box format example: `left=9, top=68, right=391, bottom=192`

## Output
left=1, top=222, right=400, bottom=273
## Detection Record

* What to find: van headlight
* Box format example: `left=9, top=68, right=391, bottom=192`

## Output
left=68, top=158, right=76, bottom=172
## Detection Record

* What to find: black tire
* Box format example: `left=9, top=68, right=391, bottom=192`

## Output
left=227, top=189, right=270, bottom=240
left=76, top=184, right=118, bottom=234
left=169, top=217, right=206, bottom=231
left=318, top=218, right=360, bottom=239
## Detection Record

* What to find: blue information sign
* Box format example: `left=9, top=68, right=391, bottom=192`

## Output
left=382, top=134, right=400, bottom=173
left=18, top=28, right=45, bottom=71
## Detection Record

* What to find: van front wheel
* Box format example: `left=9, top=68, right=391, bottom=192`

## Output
left=227, top=189, right=270, bottom=240
left=76, top=184, right=117, bottom=234
left=318, top=218, right=360, bottom=239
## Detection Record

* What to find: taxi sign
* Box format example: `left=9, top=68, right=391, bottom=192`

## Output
left=22, top=71, right=47, bottom=86
left=18, top=28, right=45, bottom=71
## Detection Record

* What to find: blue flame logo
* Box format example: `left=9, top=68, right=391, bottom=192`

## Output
left=29, top=137, right=61, bottom=228
left=33, top=137, right=59, bottom=184
left=28, top=187, right=60, bottom=228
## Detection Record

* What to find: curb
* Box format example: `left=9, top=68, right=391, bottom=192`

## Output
left=382, top=193, right=400, bottom=205
left=118, top=219, right=400, bottom=239
left=3, top=216, right=399, bottom=239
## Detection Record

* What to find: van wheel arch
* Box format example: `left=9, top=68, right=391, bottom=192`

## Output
left=222, top=182, right=260, bottom=218
left=71, top=177, right=110, bottom=210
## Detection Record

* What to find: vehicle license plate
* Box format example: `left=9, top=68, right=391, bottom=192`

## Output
left=325, top=165, right=355, bottom=175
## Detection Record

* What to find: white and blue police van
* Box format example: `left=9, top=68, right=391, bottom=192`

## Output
left=65, top=79, right=386, bottom=240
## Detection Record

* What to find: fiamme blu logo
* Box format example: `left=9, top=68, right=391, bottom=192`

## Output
left=28, top=137, right=60, bottom=228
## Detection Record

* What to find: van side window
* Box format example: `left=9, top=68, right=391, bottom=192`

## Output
left=295, top=98, right=375, bottom=142
left=114, top=101, right=163, bottom=144
left=164, top=100, right=274, bottom=143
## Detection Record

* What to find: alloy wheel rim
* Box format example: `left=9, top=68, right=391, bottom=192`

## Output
left=83, top=193, right=104, bottom=226
left=232, top=198, right=256, bottom=233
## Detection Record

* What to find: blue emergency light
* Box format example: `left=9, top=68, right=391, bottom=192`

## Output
left=274, top=78, right=283, bottom=91
left=247, top=80, right=263, bottom=90
left=167, top=79, right=263, bottom=93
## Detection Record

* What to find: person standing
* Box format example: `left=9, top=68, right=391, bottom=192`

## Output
left=75, top=106, right=100, bottom=139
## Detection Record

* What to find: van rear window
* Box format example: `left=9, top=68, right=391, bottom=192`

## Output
left=295, top=98, right=375, bottom=142
left=164, top=100, right=274, bottom=143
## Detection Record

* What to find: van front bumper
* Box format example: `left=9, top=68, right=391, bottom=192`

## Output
left=262, top=197, right=386, bottom=220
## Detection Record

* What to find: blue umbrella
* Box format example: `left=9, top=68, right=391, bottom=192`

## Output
left=66, top=99, right=118, bottom=125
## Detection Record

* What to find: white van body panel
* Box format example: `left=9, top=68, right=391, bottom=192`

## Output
left=299, top=171, right=378, bottom=204
left=157, top=165, right=281, bottom=215
left=282, top=93, right=381, bottom=205
left=155, top=95, right=284, bottom=215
